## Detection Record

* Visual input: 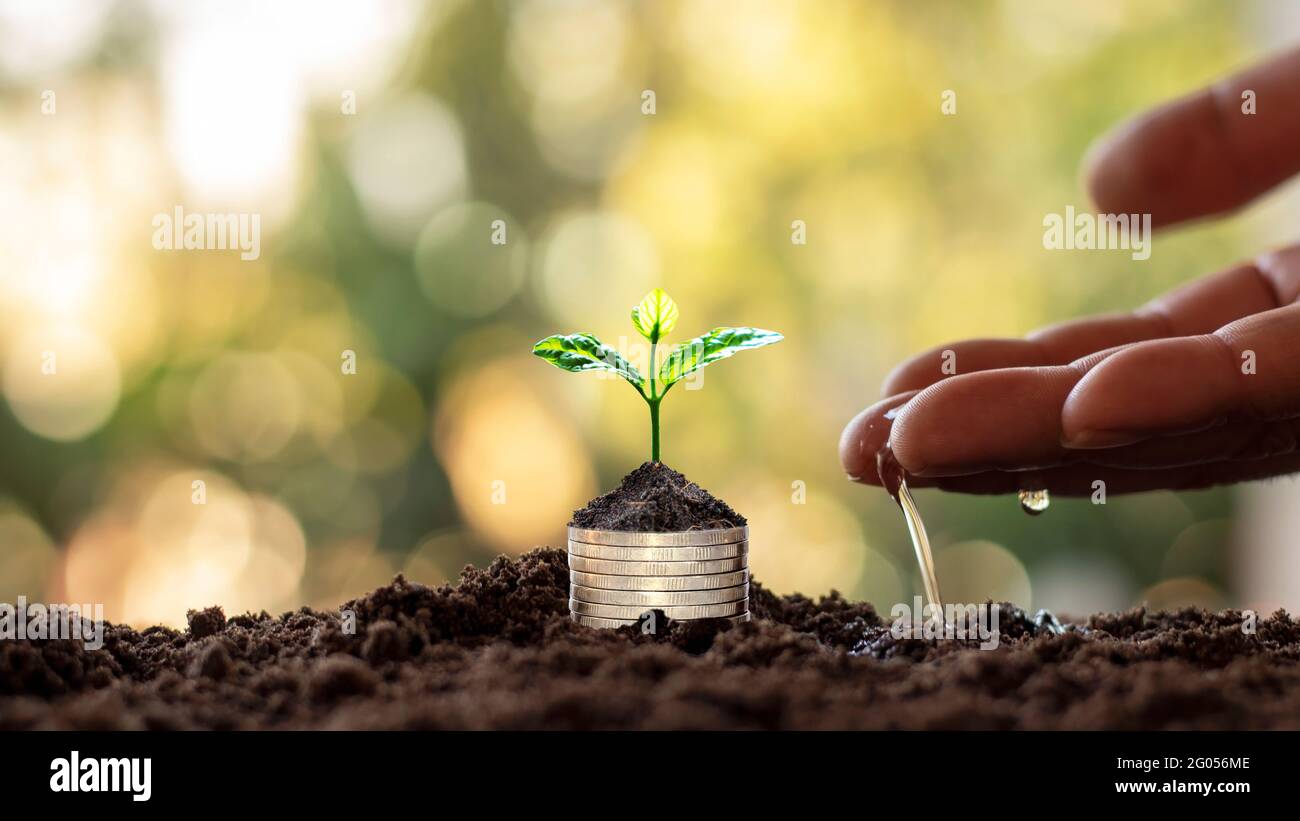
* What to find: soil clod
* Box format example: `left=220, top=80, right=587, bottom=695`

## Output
left=186, top=606, right=226, bottom=639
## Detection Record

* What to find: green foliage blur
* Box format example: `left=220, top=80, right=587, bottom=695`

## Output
left=0, top=0, right=1279, bottom=623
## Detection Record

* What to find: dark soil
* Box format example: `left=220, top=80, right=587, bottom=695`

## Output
left=2, top=548, right=1298, bottom=729
left=570, top=462, right=746, bottom=532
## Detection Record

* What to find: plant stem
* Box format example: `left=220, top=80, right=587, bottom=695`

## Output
left=649, top=399, right=660, bottom=462
left=648, top=339, right=660, bottom=462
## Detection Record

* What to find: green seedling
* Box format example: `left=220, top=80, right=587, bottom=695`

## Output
left=532, top=288, right=782, bottom=462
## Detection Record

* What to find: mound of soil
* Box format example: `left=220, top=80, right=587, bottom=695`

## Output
left=2, top=548, right=1298, bottom=730
left=570, top=462, right=745, bottom=532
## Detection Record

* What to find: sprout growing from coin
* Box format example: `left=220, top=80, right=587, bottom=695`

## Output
left=532, top=288, right=782, bottom=462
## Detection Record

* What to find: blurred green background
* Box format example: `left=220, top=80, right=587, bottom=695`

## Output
left=1, top=0, right=1295, bottom=626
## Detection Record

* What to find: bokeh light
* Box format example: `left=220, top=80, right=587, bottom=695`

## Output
left=0, top=505, right=57, bottom=601
left=935, top=540, right=1033, bottom=611
left=1031, top=555, right=1136, bottom=619
left=434, top=356, right=595, bottom=553
left=537, top=209, right=659, bottom=328
left=414, top=202, right=528, bottom=317
left=1138, top=578, right=1227, bottom=611
left=60, top=468, right=307, bottom=625
left=0, top=0, right=1287, bottom=626
left=346, top=93, right=467, bottom=246
left=4, top=325, right=121, bottom=441
left=733, top=482, right=870, bottom=598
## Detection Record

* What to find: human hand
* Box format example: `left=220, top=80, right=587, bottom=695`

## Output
left=841, top=47, right=1300, bottom=496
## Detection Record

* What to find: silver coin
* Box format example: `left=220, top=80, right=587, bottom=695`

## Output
left=567, top=525, right=748, bottom=547
left=569, top=598, right=749, bottom=620
left=572, top=612, right=751, bottom=629
left=568, top=555, right=746, bottom=576
left=570, top=569, right=750, bottom=591
left=567, top=541, right=747, bottom=562
left=570, top=583, right=749, bottom=607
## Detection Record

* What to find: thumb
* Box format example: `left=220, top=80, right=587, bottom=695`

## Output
left=1086, top=46, right=1300, bottom=228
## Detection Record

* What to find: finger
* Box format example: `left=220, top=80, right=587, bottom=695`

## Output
left=904, top=451, right=1300, bottom=497
left=839, top=391, right=918, bottom=484
left=870, top=314, right=1300, bottom=480
left=891, top=300, right=1300, bottom=476
left=882, top=255, right=1285, bottom=396
left=851, top=411, right=1300, bottom=488
left=1062, top=301, right=1300, bottom=447
left=1086, top=46, right=1300, bottom=228
left=888, top=348, right=1123, bottom=477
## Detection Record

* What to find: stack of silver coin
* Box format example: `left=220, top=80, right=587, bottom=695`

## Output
left=567, top=525, right=751, bottom=629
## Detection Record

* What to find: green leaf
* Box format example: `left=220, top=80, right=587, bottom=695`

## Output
left=532, top=333, right=644, bottom=389
left=659, top=327, right=782, bottom=387
left=630, top=288, right=679, bottom=343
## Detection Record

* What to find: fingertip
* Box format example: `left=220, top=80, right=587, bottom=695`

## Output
left=881, top=343, right=966, bottom=396
left=880, top=370, right=925, bottom=399
left=1082, top=122, right=1139, bottom=218
left=838, top=407, right=875, bottom=483
left=879, top=364, right=907, bottom=397
left=881, top=351, right=942, bottom=396
left=839, top=392, right=916, bottom=484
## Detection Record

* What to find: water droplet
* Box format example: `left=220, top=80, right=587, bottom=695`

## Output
left=1033, top=608, right=1065, bottom=635
left=1018, top=488, right=1050, bottom=516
